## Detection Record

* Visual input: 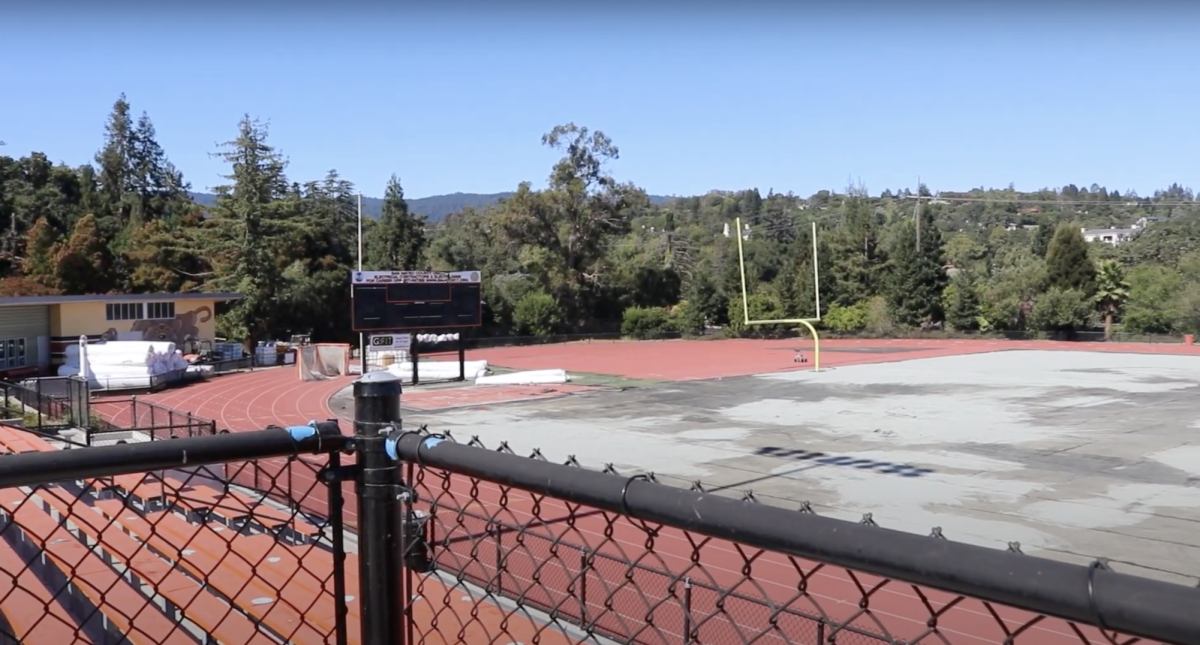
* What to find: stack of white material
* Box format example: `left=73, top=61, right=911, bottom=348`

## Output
left=57, top=339, right=189, bottom=389
left=416, top=333, right=460, bottom=344
left=386, top=359, right=490, bottom=381
left=475, top=369, right=570, bottom=386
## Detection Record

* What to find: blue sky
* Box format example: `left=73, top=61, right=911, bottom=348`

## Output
left=2, top=2, right=1197, bottom=199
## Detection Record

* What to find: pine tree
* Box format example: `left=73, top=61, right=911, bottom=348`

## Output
left=828, top=187, right=887, bottom=306
left=886, top=205, right=947, bottom=326
left=204, top=115, right=294, bottom=345
left=365, top=175, right=426, bottom=271
left=1044, top=223, right=1097, bottom=297
left=94, top=94, right=135, bottom=227
left=944, top=273, right=982, bottom=331
left=129, top=112, right=191, bottom=223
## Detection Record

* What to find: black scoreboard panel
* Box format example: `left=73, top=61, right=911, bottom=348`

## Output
left=351, top=270, right=482, bottom=332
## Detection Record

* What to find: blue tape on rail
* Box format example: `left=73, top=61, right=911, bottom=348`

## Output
left=385, top=435, right=399, bottom=460
left=285, top=425, right=317, bottom=442
left=422, top=437, right=444, bottom=450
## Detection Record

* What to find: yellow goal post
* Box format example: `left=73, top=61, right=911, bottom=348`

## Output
left=734, top=216, right=823, bottom=372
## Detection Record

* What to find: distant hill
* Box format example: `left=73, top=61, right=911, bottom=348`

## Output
left=189, top=190, right=671, bottom=221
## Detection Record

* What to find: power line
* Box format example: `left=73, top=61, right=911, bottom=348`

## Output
left=897, top=195, right=1197, bottom=208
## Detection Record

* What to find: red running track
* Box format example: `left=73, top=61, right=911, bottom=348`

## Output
left=473, top=337, right=1200, bottom=382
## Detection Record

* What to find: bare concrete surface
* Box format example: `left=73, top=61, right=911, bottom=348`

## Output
left=389, top=350, right=1200, bottom=585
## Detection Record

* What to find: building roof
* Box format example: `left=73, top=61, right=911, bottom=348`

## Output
left=0, top=293, right=243, bottom=308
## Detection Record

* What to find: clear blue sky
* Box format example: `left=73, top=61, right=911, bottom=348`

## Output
left=2, top=2, right=1197, bottom=200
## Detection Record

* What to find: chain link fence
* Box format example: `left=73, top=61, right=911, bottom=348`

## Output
left=0, top=423, right=350, bottom=645
left=395, top=429, right=1192, bottom=645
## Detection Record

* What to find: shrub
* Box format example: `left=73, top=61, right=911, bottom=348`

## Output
left=512, top=291, right=562, bottom=337
left=725, top=293, right=786, bottom=338
left=671, top=300, right=706, bottom=336
left=622, top=306, right=675, bottom=339
left=822, top=303, right=869, bottom=334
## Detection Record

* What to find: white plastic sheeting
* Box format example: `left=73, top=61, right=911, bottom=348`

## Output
left=474, top=369, right=570, bottom=386
left=58, top=338, right=189, bottom=389
left=386, top=359, right=489, bottom=381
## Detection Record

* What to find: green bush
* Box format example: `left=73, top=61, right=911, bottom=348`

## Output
left=822, top=303, right=869, bottom=334
left=671, top=300, right=706, bottom=336
left=512, top=291, right=562, bottom=337
left=725, top=293, right=787, bottom=338
left=622, top=306, right=675, bottom=339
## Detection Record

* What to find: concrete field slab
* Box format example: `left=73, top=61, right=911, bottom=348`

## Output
left=405, top=349, right=1200, bottom=585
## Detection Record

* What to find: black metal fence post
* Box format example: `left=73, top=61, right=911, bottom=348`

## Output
left=411, top=340, right=420, bottom=386
left=457, top=333, right=466, bottom=382
left=353, top=370, right=403, bottom=645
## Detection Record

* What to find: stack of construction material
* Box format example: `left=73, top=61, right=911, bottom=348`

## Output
left=385, top=359, right=489, bottom=381
left=58, top=340, right=189, bottom=389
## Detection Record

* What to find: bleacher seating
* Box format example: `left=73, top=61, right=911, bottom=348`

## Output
left=0, top=426, right=355, bottom=645
left=0, top=423, right=576, bottom=645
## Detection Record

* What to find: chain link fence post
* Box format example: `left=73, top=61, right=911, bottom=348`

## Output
left=354, top=371, right=404, bottom=645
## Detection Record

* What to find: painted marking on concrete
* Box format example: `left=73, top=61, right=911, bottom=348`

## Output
left=756, top=446, right=935, bottom=478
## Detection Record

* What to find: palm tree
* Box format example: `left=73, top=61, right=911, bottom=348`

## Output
left=1095, top=259, right=1130, bottom=340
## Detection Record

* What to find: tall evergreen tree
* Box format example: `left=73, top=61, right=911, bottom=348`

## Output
left=886, top=206, right=947, bottom=326
left=203, top=116, right=294, bottom=345
left=828, top=186, right=887, bottom=306
left=129, top=112, right=191, bottom=224
left=1044, top=223, right=1097, bottom=297
left=365, top=175, right=426, bottom=271
left=95, top=94, right=135, bottom=227
left=944, top=273, right=982, bottom=330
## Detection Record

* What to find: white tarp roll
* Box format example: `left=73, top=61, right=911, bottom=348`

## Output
left=474, top=369, right=570, bottom=386
left=385, top=359, right=489, bottom=381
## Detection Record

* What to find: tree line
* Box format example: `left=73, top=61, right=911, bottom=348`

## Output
left=2, top=95, right=1198, bottom=346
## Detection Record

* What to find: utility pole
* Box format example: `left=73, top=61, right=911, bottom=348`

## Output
left=914, top=176, right=922, bottom=251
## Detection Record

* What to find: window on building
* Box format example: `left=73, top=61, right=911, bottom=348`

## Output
left=106, top=302, right=145, bottom=321
left=0, top=338, right=27, bottom=369
left=146, top=302, right=175, bottom=320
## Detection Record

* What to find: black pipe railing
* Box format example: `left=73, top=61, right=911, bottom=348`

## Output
left=0, top=421, right=347, bottom=490
left=387, top=431, right=1200, bottom=645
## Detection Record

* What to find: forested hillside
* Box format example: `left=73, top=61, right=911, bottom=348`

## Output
left=1, top=95, right=1197, bottom=346
left=189, top=190, right=534, bottom=222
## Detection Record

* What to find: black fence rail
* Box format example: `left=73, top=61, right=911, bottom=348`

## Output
left=0, top=377, right=89, bottom=441
left=389, top=426, right=1200, bottom=645
left=87, top=395, right=218, bottom=444
left=0, top=422, right=351, bottom=645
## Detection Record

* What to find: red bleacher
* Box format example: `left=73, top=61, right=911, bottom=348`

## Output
left=0, top=426, right=355, bottom=645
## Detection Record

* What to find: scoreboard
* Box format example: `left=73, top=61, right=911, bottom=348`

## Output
left=351, top=270, right=482, bottom=332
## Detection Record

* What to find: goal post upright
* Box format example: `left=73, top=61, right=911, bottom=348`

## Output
left=734, top=216, right=823, bottom=372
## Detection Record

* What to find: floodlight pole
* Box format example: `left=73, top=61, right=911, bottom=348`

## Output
left=358, top=194, right=367, bottom=376
left=812, top=221, right=821, bottom=319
